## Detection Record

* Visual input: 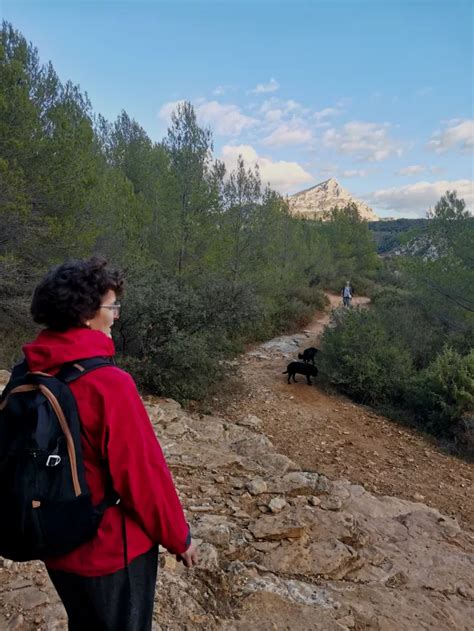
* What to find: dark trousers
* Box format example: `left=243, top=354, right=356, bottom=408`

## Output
left=47, top=546, right=159, bottom=631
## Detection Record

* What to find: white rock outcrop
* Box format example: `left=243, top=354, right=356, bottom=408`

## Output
left=289, top=177, right=379, bottom=221
left=1, top=391, right=472, bottom=630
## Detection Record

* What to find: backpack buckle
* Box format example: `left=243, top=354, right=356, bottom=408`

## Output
left=46, top=455, right=62, bottom=467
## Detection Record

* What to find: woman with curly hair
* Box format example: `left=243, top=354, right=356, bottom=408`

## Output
left=19, top=257, right=197, bottom=630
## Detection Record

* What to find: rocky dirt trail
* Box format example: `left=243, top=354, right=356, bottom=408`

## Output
left=205, top=293, right=473, bottom=533
left=0, top=299, right=473, bottom=630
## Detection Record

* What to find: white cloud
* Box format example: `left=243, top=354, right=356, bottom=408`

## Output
left=158, top=100, right=185, bottom=121
left=221, top=144, right=313, bottom=194
left=367, top=179, right=474, bottom=217
left=313, top=107, right=339, bottom=120
left=159, top=99, right=257, bottom=136
left=314, top=121, right=332, bottom=129
left=263, top=109, right=283, bottom=122
left=284, top=99, right=301, bottom=112
left=341, top=169, right=369, bottom=177
left=195, top=100, right=257, bottom=136
left=262, top=122, right=313, bottom=147
left=212, top=84, right=235, bottom=96
left=257, top=98, right=342, bottom=137
left=312, top=107, right=341, bottom=128
left=427, top=119, right=474, bottom=153
left=397, top=165, right=426, bottom=176
left=259, top=98, right=306, bottom=116
left=251, top=78, right=280, bottom=94
left=323, top=121, right=404, bottom=162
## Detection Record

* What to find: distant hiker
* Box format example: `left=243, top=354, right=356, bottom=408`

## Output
left=0, top=257, right=197, bottom=630
left=341, top=281, right=353, bottom=307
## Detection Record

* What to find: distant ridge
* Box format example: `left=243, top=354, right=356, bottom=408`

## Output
left=288, top=177, right=379, bottom=221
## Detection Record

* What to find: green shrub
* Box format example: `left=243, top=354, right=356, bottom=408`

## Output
left=372, top=291, right=445, bottom=369
left=320, top=307, right=413, bottom=405
left=285, top=286, right=327, bottom=310
left=119, top=330, right=224, bottom=403
left=272, top=296, right=314, bottom=332
left=409, top=347, right=474, bottom=434
left=321, top=305, right=474, bottom=441
left=113, top=270, right=269, bottom=401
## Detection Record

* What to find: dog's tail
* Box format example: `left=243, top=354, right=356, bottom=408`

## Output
left=282, top=369, right=288, bottom=374
left=298, top=353, right=303, bottom=360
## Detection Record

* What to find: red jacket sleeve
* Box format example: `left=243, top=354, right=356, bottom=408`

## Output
left=96, top=367, right=190, bottom=555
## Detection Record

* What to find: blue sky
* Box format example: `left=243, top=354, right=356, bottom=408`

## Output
left=2, top=0, right=473, bottom=217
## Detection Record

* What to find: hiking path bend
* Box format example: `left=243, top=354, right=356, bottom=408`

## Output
left=205, top=292, right=473, bottom=533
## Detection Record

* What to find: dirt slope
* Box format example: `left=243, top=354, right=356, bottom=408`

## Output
left=201, top=294, right=473, bottom=532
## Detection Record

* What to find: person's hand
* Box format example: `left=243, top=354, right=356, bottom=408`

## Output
left=177, top=539, right=198, bottom=568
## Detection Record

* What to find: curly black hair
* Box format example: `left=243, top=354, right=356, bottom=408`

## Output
left=31, top=257, right=124, bottom=331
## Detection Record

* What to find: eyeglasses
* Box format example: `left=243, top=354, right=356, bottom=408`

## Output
left=100, top=303, right=121, bottom=313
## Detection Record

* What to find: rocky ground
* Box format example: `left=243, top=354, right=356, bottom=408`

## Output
left=203, top=294, right=474, bottom=533
left=0, top=297, right=473, bottom=630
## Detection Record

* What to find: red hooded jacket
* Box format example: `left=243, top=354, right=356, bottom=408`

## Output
left=22, top=328, right=190, bottom=577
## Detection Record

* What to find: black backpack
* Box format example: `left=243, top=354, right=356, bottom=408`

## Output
left=0, top=357, right=119, bottom=561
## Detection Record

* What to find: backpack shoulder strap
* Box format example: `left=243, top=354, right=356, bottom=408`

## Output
left=56, top=357, right=115, bottom=384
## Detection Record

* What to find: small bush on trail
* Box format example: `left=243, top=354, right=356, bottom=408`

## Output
left=320, top=307, right=413, bottom=405
left=271, top=296, right=313, bottom=333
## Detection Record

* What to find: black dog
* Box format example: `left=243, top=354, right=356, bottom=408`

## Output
left=283, top=361, right=318, bottom=385
left=298, top=347, right=319, bottom=364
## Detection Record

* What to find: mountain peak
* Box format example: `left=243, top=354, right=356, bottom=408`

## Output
left=288, top=178, right=378, bottom=221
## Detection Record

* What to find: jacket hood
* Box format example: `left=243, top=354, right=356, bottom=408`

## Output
left=23, top=328, right=115, bottom=373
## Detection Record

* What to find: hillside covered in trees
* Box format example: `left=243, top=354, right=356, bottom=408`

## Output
left=368, top=218, right=430, bottom=254
left=0, top=22, right=378, bottom=395
left=1, top=22, right=473, bottom=448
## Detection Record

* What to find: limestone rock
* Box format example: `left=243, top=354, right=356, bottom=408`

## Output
left=268, top=471, right=326, bottom=495
left=145, top=397, right=184, bottom=426
left=249, top=514, right=306, bottom=540
left=268, top=497, right=287, bottom=513
left=225, top=589, right=344, bottom=630
left=246, top=478, right=267, bottom=496
left=321, top=495, right=343, bottom=511
left=288, top=178, right=378, bottom=221
left=260, top=335, right=308, bottom=355
left=205, top=524, right=232, bottom=547
left=197, top=542, right=219, bottom=570
left=238, top=414, right=263, bottom=429
left=6, top=614, right=25, bottom=631
left=337, top=614, right=356, bottom=629
left=263, top=538, right=361, bottom=579
left=1, top=384, right=472, bottom=631
left=2, top=585, right=50, bottom=609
